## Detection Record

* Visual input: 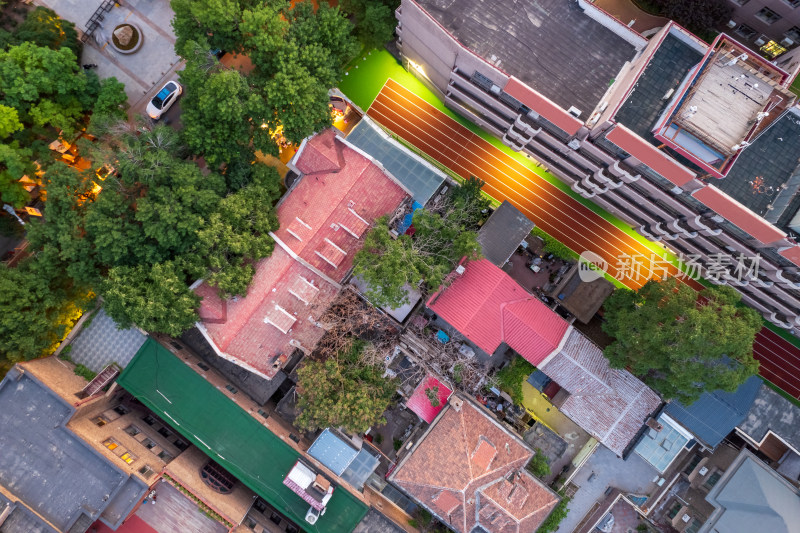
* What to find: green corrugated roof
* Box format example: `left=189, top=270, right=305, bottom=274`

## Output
left=118, top=339, right=368, bottom=533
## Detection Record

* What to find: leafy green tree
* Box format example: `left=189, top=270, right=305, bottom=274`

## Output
left=0, top=262, right=90, bottom=365
left=14, top=7, right=81, bottom=59
left=199, top=164, right=281, bottom=297
left=295, top=339, right=397, bottom=434
left=171, top=0, right=246, bottom=55
left=528, top=449, right=551, bottom=478
left=179, top=60, right=259, bottom=169
left=89, top=77, right=130, bottom=126
left=102, top=260, right=201, bottom=336
left=602, top=278, right=761, bottom=404
left=287, top=3, right=360, bottom=73
left=354, top=208, right=482, bottom=308
left=0, top=105, right=22, bottom=138
left=496, top=355, right=535, bottom=405
left=341, top=0, right=399, bottom=49
left=0, top=142, right=34, bottom=207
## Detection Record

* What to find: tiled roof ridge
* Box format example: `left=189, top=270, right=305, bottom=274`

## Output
left=599, top=384, right=650, bottom=440
left=300, top=130, right=346, bottom=176
left=392, top=477, right=467, bottom=496
left=557, top=335, right=614, bottom=396
left=458, top=403, right=476, bottom=485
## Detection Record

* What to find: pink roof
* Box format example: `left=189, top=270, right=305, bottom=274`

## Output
left=274, top=129, right=409, bottom=283
left=692, top=185, right=786, bottom=245
left=539, top=330, right=661, bottom=456
left=196, top=247, right=339, bottom=379
left=503, top=77, right=583, bottom=137
left=605, top=125, right=696, bottom=187
left=195, top=129, right=410, bottom=379
left=427, top=259, right=569, bottom=365
left=779, top=246, right=800, bottom=267
left=407, top=376, right=453, bottom=423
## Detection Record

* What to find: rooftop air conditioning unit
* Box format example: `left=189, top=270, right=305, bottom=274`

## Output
left=782, top=37, right=794, bottom=47
left=726, top=20, right=737, bottom=29
left=755, top=37, right=767, bottom=46
left=699, top=466, right=709, bottom=476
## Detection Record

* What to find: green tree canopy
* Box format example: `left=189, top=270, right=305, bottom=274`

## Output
left=14, top=6, right=81, bottom=58
left=102, top=260, right=201, bottom=336
left=354, top=201, right=483, bottom=308
left=341, top=0, right=399, bottom=50
left=0, top=261, right=91, bottom=366
left=295, top=339, right=397, bottom=434
left=602, top=278, right=761, bottom=404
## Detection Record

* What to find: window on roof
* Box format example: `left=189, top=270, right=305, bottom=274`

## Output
left=94, top=416, right=109, bottom=427
left=142, top=438, right=157, bottom=450
left=783, top=0, right=800, bottom=8
left=138, top=465, right=155, bottom=479
left=667, top=501, right=683, bottom=519
left=197, top=362, right=210, bottom=371
left=786, top=26, right=800, bottom=42
left=254, top=499, right=268, bottom=513
left=683, top=454, right=702, bottom=475
left=157, top=427, right=173, bottom=438
left=200, top=460, right=236, bottom=494
left=103, top=438, right=119, bottom=451
left=225, top=384, right=238, bottom=394
left=174, top=438, right=189, bottom=451
left=158, top=450, right=173, bottom=462
left=124, top=424, right=141, bottom=436
left=113, top=404, right=129, bottom=416
left=755, top=7, right=782, bottom=24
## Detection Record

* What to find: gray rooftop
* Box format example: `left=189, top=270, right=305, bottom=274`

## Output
left=614, top=33, right=703, bottom=139
left=737, top=384, right=800, bottom=454
left=353, top=509, right=406, bottom=533
left=477, top=201, right=534, bottom=267
left=0, top=492, right=57, bottom=533
left=346, top=117, right=446, bottom=205
left=416, top=0, right=637, bottom=112
left=0, top=367, right=146, bottom=532
left=702, top=449, right=800, bottom=533
left=67, top=308, right=147, bottom=372
left=717, top=108, right=800, bottom=224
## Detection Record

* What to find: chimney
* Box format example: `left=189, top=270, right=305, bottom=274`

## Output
left=449, top=396, right=464, bottom=412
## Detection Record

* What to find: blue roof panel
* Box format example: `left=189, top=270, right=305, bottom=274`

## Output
left=664, top=375, right=762, bottom=448
left=307, top=429, right=359, bottom=476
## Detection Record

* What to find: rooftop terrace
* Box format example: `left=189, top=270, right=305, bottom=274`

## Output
left=416, top=0, right=638, bottom=113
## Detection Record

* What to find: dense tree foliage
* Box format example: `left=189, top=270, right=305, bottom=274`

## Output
left=173, top=0, right=360, bottom=174
left=341, top=0, right=399, bottom=50
left=295, top=339, right=397, bottom=434
left=0, top=38, right=128, bottom=206
left=653, top=0, right=731, bottom=38
left=354, top=180, right=487, bottom=307
left=602, top=278, right=761, bottom=404
left=22, top=125, right=281, bottom=339
left=13, top=6, right=81, bottom=58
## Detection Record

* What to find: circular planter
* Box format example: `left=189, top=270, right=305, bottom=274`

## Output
left=110, top=23, right=143, bottom=54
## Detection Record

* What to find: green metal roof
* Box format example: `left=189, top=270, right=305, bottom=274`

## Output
left=118, top=339, right=368, bottom=533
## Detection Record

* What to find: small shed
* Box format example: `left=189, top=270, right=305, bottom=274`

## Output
left=406, top=375, right=453, bottom=424
left=548, top=263, right=615, bottom=324
left=477, top=201, right=535, bottom=267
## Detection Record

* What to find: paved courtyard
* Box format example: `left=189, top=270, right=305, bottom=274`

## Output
left=67, top=308, right=146, bottom=372
left=560, top=446, right=658, bottom=533
left=34, top=0, right=182, bottom=108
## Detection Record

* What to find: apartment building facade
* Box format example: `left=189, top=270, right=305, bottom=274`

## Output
left=396, top=0, right=800, bottom=328
left=726, top=0, right=800, bottom=54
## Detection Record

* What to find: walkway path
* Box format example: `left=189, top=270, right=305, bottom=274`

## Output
left=366, top=78, right=800, bottom=400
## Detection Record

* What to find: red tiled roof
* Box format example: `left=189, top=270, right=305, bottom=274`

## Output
left=692, top=185, right=787, bottom=245
left=390, top=398, right=559, bottom=533
left=407, top=375, right=453, bottom=424
left=196, top=246, right=339, bottom=379
left=503, top=77, right=584, bottom=137
left=275, top=130, right=409, bottom=282
left=539, top=330, right=661, bottom=456
left=605, top=125, right=696, bottom=187
left=195, top=129, right=409, bottom=379
left=779, top=246, right=800, bottom=267
left=427, top=259, right=569, bottom=365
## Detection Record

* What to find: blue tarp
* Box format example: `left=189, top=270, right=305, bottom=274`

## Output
left=396, top=201, right=423, bottom=235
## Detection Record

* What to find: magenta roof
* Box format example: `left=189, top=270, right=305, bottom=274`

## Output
left=427, top=259, right=570, bottom=365
left=692, top=185, right=786, bottom=245
left=503, top=77, right=583, bottom=137
left=407, top=376, right=453, bottom=423
left=605, top=125, right=696, bottom=187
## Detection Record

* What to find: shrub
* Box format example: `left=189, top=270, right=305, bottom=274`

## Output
left=536, top=493, right=571, bottom=533
left=528, top=448, right=551, bottom=478
left=531, top=227, right=578, bottom=261
left=73, top=364, right=97, bottom=381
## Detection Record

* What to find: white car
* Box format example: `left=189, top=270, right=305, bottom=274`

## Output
left=146, top=81, right=182, bottom=120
